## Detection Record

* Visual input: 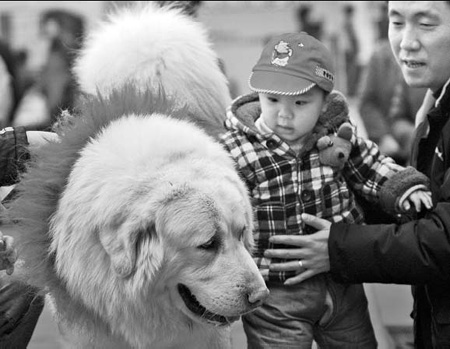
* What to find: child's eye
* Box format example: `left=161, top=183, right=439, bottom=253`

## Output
left=295, top=100, right=306, bottom=106
left=268, top=97, right=278, bottom=103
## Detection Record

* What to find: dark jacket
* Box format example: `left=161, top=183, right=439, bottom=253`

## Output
left=329, top=80, right=450, bottom=348
left=0, top=126, right=44, bottom=347
left=0, top=126, right=29, bottom=186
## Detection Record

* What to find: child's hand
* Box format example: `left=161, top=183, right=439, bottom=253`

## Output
left=0, top=231, right=17, bottom=275
left=398, top=189, right=433, bottom=213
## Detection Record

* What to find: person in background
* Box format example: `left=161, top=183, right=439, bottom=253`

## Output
left=0, top=39, right=24, bottom=130
left=263, top=2, right=450, bottom=347
left=359, top=3, right=427, bottom=166
left=296, top=5, right=323, bottom=40
left=341, top=4, right=360, bottom=97
left=221, top=31, right=432, bottom=349
left=0, top=55, right=14, bottom=131
left=36, top=10, right=85, bottom=131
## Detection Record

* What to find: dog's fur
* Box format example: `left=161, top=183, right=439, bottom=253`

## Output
left=6, top=4, right=268, bottom=348
left=73, top=2, right=231, bottom=139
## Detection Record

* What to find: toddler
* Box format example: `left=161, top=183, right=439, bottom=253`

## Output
left=221, top=32, right=431, bottom=348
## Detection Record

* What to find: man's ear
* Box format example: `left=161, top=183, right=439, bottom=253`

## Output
left=99, top=223, right=141, bottom=278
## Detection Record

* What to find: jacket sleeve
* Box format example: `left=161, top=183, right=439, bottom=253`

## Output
left=329, top=200, right=450, bottom=285
left=344, top=134, right=429, bottom=212
left=0, top=127, right=29, bottom=186
left=343, top=134, right=398, bottom=202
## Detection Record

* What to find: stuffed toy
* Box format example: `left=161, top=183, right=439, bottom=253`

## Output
left=296, top=90, right=350, bottom=159
left=316, top=122, right=353, bottom=169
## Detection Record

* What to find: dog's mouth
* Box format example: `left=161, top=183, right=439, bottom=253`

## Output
left=177, top=284, right=239, bottom=326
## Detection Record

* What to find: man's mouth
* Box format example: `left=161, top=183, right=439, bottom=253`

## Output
left=402, top=60, right=425, bottom=69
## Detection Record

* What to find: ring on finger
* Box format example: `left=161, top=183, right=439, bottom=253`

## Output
left=298, top=260, right=303, bottom=269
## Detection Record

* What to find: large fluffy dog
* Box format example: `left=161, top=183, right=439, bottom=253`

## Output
left=7, top=4, right=268, bottom=348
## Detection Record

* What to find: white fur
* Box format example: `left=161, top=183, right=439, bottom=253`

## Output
left=74, top=3, right=231, bottom=113
left=50, top=115, right=268, bottom=348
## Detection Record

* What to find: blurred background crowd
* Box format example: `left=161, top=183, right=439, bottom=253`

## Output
left=0, top=0, right=425, bottom=166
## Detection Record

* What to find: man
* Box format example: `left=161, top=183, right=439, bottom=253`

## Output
left=0, top=127, right=57, bottom=347
left=263, top=2, right=450, bottom=348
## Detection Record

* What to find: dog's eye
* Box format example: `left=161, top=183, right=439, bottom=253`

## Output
left=198, top=237, right=217, bottom=250
left=237, top=226, right=246, bottom=241
left=240, top=226, right=246, bottom=241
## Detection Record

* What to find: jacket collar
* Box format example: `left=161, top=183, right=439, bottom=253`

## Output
left=433, top=77, right=450, bottom=110
left=229, top=91, right=350, bottom=133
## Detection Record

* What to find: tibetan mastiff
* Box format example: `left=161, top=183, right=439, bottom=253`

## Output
left=6, top=3, right=268, bottom=348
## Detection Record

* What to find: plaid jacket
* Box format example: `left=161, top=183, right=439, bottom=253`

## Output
left=221, top=92, right=400, bottom=282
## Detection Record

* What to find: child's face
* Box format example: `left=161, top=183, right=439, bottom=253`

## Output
left=259, top=86, right=327, bottom=145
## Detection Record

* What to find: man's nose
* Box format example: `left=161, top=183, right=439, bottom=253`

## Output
left=400, top=25, right=421, bottom=51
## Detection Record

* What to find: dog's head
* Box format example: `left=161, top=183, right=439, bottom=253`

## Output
left=37, top=93, right=268, bottom=346
left=73, top=2, right=231, bottom=139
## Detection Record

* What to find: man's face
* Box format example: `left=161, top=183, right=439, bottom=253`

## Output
left=388, top=1, right=450, bottom=92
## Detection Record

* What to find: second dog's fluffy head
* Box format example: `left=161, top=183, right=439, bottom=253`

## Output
left=73, top=3, right=231, bottom=138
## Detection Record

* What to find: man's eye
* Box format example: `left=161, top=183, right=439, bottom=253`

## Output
left=389, top=20, right=403, bottom=27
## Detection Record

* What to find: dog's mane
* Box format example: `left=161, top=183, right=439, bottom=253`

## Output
left=5, top=86, right=186, bottom=332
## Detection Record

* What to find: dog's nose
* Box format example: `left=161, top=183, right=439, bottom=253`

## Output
left=248, top=287, right=270, bottom=307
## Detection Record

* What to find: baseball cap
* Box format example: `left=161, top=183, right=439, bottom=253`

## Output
left=249, top=32, right=334, bottom=95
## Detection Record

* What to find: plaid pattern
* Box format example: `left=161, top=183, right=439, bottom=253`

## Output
left=221, top=96, right=398, bottom=282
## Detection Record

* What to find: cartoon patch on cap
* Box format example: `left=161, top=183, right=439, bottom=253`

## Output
left=271, top=40, right=292, bottom=67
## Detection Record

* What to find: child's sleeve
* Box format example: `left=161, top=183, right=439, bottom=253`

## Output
left=378, top=166, right=430, bottom=214
left=343, top=133, right=429, bottom=213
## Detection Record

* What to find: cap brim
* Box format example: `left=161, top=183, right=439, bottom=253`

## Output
left=249, top=71, right=316, bottom=95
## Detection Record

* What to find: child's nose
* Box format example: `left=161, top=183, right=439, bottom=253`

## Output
left=278, top=106, right=293, bottom=120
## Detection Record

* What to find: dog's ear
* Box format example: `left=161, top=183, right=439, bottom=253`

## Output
left=99, top=224, right=141, bottom=278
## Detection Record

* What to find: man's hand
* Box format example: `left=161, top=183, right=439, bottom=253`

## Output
left=0, top=231, right=16, bottom=275
left=264, top=214, right=331, bottom=285
left=26, top=131, right=59, bottom=153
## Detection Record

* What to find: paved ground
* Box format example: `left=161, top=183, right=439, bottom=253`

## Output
left=27, top=303, right=250, bottom=348
left=28, top=283, right=414, bottom=349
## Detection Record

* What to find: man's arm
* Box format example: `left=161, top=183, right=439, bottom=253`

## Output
left=0, top=127, right=29, bottom=187
left=0, top=127, right=59, bottom=187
